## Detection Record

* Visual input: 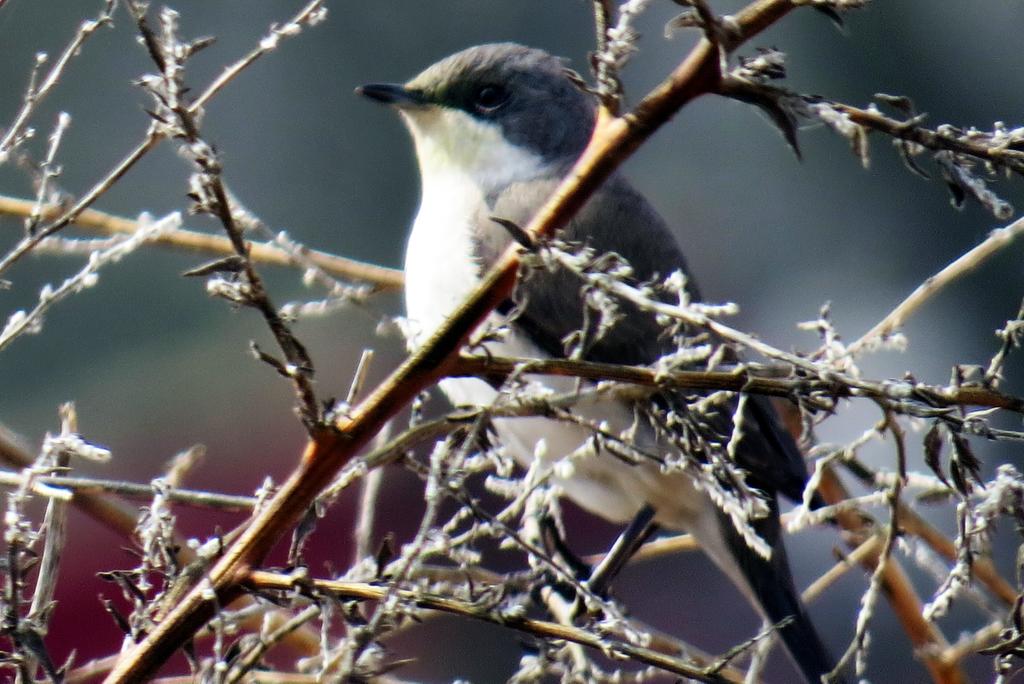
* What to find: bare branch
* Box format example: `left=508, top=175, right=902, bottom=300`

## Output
left=0, top=194, right=403, bottom=291
left=849, top=215, right=1024, bottom=355
left=0, top=2, right=114, bottom=162
left=101, top=3, right=807, bottom=680
left=244, top=570, right=741, bottom=684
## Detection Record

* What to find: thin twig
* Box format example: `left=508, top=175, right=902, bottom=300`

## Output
left=0, top=471, right=257, bottom=511
left=849, top=216, right=1024, bottom=355
left=801, top=534, right=884, bottom=605
left=833, top=102, right=1024, bottom=174
left=841, top=456, right=1018, bottom=607
left=127, top=3, right=321, bottom=428
left=0, top=130, right=162, bottom=277
left=0, top=2, right=114, bottom=159
left=244, top=570, right=740, bottom=684
left=100, top=4, right=841, bottom=681
left=190, top=0, right=327, bottom=112
left=25, top=112, right=72, bottom=233
left=0, top=0, right=328, bottom=278
left=454, top=354, right=1024, bottom=415
left=0, top=213, right=177, bottom=353
left=0, top=195, right=403, bottom=291
left=225, top=604, right=323, bottom=683
left=817, top=467, right=966, bottom=684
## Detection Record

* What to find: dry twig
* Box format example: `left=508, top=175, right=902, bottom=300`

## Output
left=101, top=2, right=810, bottom=681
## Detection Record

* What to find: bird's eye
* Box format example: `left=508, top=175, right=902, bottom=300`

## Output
left=473, top=85, right=509, bottom=113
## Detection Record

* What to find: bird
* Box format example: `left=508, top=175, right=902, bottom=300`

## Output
left=358, top=43, right=839, bottom=683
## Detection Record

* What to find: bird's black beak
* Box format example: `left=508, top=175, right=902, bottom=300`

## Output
left=355, top=82, right=426, bottom=108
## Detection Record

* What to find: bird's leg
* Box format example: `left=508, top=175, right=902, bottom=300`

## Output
left=586, top=504, right=658, bottom=598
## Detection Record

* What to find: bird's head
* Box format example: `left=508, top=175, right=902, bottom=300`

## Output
left=357, top=43, right=595, bottom=191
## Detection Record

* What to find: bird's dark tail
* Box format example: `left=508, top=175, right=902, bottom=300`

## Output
left=718, top=496, right=843, bottom=684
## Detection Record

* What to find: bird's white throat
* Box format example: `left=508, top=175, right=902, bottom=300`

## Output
left=400, top=106, right=546, bottom=348
left=402, top=107, right=546, bottom=196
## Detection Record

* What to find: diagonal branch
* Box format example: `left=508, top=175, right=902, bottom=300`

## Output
left=243, top=570, right=740, bottom=683
left=849, top=215, right=1024, bottom=355
left=817, top=467, right=966, bottom=684
left=101, top=2, right=811, bottom=681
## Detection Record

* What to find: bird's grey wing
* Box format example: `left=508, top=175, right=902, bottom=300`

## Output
left=487, top=177, right=839, bottom=682
left=482, top=175, right=695, bottom=365
left=483, top=176, right=809, bottom=501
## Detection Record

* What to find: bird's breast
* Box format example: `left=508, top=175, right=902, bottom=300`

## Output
left=401, top=172, right=709, bottom=531
left=403, top=172, right=490, bottom=350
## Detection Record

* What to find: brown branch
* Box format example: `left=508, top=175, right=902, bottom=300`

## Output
left=0, top=195, right=404, bottom=292
left=453, top=354, right=1024, bottom=415
left=817, top=467, right=967, bottom=684
left=841, top=458, right=1018, bottom=608
left=243, top=570, right=741, bottom=683
left=101, top=3, right=810, bottom=681
left=833, top=102, right=1024, bottom=174
left=0, top=470, right=257, bottom=512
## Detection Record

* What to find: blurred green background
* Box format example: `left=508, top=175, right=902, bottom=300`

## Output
left=1, top=0, right=1022, bottom=680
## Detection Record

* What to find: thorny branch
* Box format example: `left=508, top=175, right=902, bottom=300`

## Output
left=102, top=2, right=820, bottom=681
left=244, top=570, right=739, bottom=684
left=719, top=64, right=1024, bottom=220
left=127, top=1, right=323, bottom=429
left=454, top=349, right=1024, bottom=419
left=0, top=0, right=328, bottom=278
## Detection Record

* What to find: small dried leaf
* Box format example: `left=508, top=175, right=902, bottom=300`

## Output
left=288, top=504, right=321, bottom=566
left=98, top=570, right=147, bottom=602
left=375, top=532, right=395, bottom=578
left=182, top=255, right=246, bottom=277
left=951, top=433, right=984, bottom=490
left=808, top=100, right=869, bottom=167
left=185, top=35, right=216, bottom=57
left=935, top=150, right=1014, bottom=219
left=736, top=48, right=787, bottom=82
left=102, top=598, right=133, bottom=636
left=949, top=455, right=971, bottom=497
left=665, top=10, right=701, bottom=38
left=923, top=422, right=950, bottom=489
left=491, top=216, right=535, bottom=250
left=15, top=626, right=62, bottom=683
left=377, top=657, right=418, bottom=676
left=894, top=139, right=931, bottom=179
left=874, top=93, right=916, bottom=117
left=249, top=342, right=290, bottom=379
left=723, top=81, right=801, bottom=159
left=562, top=68, right=596, bottom=96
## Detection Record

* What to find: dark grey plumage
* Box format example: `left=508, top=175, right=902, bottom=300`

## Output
left=485, top=174, right=837, bottom=683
